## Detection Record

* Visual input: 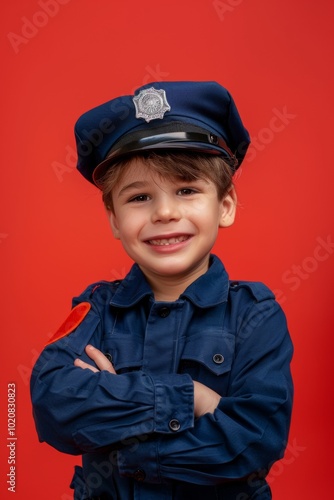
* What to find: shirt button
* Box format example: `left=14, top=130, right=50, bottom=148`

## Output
left=158, top=307, right=170, bottom=318
left=104, top=353, right=112, bottom=362
left=169, top=419, right=181, bottom=432
left=213, top=353, right=224, bottom=364
left=134, top=469, right=146, bottom=481
left=230, top=281, right=239, bottom=288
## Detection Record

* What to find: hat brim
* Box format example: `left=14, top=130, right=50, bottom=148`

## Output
left=92, top=123, right=237, bottom=185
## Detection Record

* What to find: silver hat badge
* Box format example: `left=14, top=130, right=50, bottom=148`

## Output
left=133, top=87, right=171, bottom=123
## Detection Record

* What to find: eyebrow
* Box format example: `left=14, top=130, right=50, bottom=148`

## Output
left=117, top=181, right=149, bottom=198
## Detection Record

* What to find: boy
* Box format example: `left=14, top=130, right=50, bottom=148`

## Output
left=31, top=81, right=293, bottom=499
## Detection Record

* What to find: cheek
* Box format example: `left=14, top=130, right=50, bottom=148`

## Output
left=187, top=199, right=221, bottom=223
left=115, top=211, right=144, bottom=239
left=184, top=199, right=209, bottom=217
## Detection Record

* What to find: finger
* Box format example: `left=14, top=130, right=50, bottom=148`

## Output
left=85, top=345, right=116, bottom=374
left=74, top=358, right=99, bottom=373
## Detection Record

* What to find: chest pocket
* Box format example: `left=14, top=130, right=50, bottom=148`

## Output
left=102, top=335, right=143, bottom=374
left=178, top=331, right=235, bottom=396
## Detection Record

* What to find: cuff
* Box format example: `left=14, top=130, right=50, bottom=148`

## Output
left=153, top=373, right=194, bottom=434
left=118, top=373, right=194, bottom=484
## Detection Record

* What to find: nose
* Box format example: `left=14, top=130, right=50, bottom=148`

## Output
left=151, top=195, right=181, bottom=224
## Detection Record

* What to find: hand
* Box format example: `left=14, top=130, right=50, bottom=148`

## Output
left=74, top=345, right=116, bottom=374
left=193, top=380, right=221, bottom=418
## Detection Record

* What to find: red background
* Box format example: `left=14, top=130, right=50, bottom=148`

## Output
left=1, top=0, right=333, bottom=498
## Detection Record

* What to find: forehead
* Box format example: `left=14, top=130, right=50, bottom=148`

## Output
left=120, top=156, right=156, bottom=179
left=113, top=157, right=216, bottom=198
left=113, top=159, right=176, bottom=198
left=113, top=153, right=213, bottom=184
left=112, top=157, right=162, bottom=193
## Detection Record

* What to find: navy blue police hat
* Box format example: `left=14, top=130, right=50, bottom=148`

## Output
left=74, top=81, right=250, bottom=186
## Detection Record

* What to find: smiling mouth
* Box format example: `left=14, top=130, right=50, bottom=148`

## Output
left=147, top=235, right=190, bottom=246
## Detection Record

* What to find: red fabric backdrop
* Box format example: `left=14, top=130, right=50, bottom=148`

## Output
left=1, top=0, right=333, bottom=497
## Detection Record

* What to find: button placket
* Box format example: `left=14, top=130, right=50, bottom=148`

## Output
left=158, top=306, right=170, bottom=318
left=143, top=303, right=180, bottom=374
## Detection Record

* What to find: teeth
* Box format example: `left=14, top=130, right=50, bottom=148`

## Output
left=149, top=235, right=189, bottom=246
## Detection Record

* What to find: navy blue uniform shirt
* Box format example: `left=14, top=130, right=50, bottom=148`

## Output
left=30, top=255, right=293, bottom=499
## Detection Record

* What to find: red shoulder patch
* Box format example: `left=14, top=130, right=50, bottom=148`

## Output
left=46, top=302, right=91, bottom=346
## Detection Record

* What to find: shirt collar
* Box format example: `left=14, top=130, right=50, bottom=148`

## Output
left=180, top=255, right=229, bottom=307
left=110, top=254, right=229, bottom=308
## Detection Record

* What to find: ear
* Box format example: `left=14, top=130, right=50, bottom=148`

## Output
left=219, top=186, right=237, bottom=228
left=106, top=209, right=121, bottom=239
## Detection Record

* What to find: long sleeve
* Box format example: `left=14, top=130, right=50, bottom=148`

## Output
left=30, top=284, right=194, bottom=455
left=118, top=298, right=293, bottom=484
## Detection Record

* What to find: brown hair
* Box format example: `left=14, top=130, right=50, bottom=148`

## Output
left=99, top=152, right=234, bottom=211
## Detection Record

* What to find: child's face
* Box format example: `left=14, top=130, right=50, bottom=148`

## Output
left=108, top=157, right=236, bottom=287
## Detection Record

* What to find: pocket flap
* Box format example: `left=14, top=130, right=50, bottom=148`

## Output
left=181, top=331, right=235, bottom=376
left=103, top=335, right=143, bottom=371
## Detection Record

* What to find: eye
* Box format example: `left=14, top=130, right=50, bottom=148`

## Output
left=128, top=194, right=150, bottom=203
left=177, top=188, right=197, bottom=196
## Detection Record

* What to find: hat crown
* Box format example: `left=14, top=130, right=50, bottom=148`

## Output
left=74, top=81, right=250, bottom=185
